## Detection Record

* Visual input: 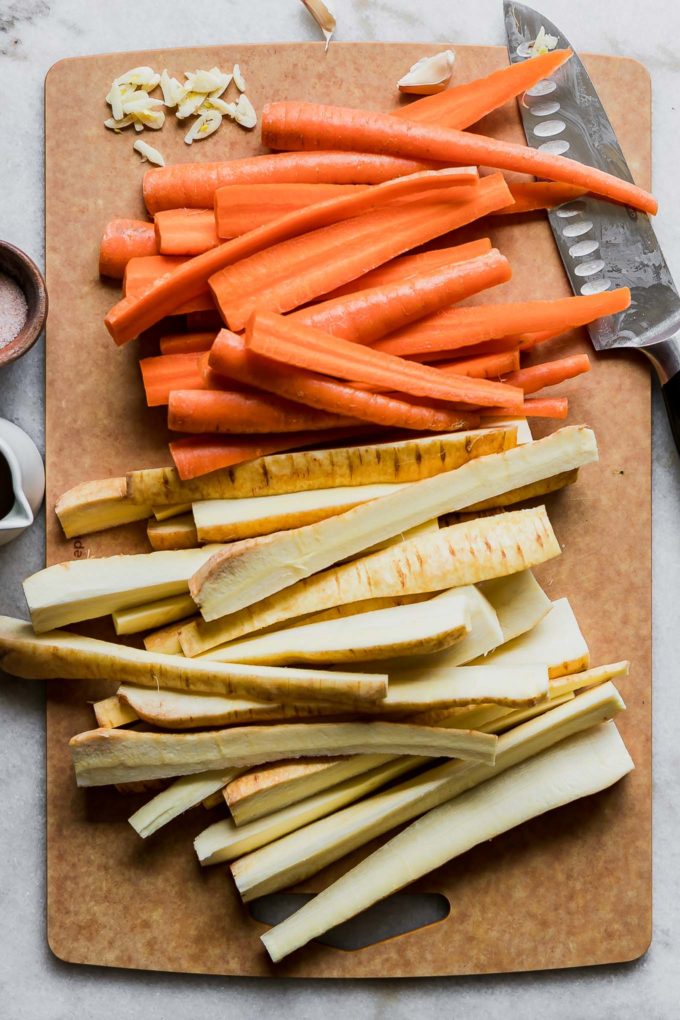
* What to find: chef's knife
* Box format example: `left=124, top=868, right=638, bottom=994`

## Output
left=503, top=0, right=680, bottom=453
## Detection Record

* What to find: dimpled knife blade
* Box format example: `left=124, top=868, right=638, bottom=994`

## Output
left=504, top=0, right=680, bottom=352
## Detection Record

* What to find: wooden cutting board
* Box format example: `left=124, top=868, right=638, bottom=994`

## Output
left=44, top=43, right=652, bottom=977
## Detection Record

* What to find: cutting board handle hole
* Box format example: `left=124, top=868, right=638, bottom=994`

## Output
left=249, top=891, right=450, bottom=952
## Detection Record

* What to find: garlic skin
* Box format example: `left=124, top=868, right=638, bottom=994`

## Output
left=397, top=49, right=456, bottom=95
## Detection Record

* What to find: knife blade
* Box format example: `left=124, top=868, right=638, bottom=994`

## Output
left=503, top=1, right=680, bottom=451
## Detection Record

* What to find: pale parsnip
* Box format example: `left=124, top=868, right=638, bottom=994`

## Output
left=55, top=476, right=151, bottom=538
left=190, top=427, right=596, bottom=622
left=260, top=720, right=633, bottom=961
left=0, top=616, right=387, bottom=707
left=93, top=694, right=139, bottom=728
left=231, top=682, right=625, bottom=902
left=129, top=767, right=243, bottom=838
left=147, top=514, right=199, bottom=550
left=549, top=660, right=629, bottom=698
left=473, top=597, right=589, bottom=677
left=127, top=429, right=517, bottom=505
left=113, top=593, right=197, bottom=635
left=477, top=570, right=551, bottom=643
left=69, top=721, right=498, bottom=786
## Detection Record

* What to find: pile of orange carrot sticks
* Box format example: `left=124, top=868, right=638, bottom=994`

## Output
left=99, top=48, right=650, bottom=480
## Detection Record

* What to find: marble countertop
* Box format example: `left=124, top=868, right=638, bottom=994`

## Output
left=1, top=1, right=679, bottom=1016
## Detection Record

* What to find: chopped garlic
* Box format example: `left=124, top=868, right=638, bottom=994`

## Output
left=133, top=139, right=165, bottom=166
left=159, top=70, right=185, bottom=108
left=122, top=92, right=165, bottom=115
left=184, top=110, right=222, bottom=144
left=233, top=94, right=257, bottom=129
left=185, top=69, right=227, bottom=94
left=233, top=63, right=246, bottom=92
left=134, top=108, right=166, bottom=130
left=200, top=96, right=236, bottom=116
left=301, top=0, right=336, bottom=51
left=104, top=115, right=135, bottom=131
left=397, top=49, right=455, bottom=95
left=108, top=81, right=125, bottom=121
left=530, top=26, right=559, bottom=56
left=208, top=66, right=232, bottom=99
left=134, top=121, right=144, bottom=133
left=114, top=66, right=160, bottom=90
left=176, top=91, right=207, bottom=119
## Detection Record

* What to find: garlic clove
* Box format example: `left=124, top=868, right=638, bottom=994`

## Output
left=530, top=26, right=559, bottom=56
left=108, top=81, right=125, bottom=121
left=176, top=91, right=207, bottom=119
left=160, top=69, right=185, bottom=108
left=184, top=110, right=223, bottom=145
left=114, top=66, right=159, bottom=89
left=133, top=139, right=165, bottom=166
left=104, top=115, right=135, bottom=132
left=233, top=64, right=247, bottom=92
left=397, top=49, right=456, bottom=95
left=300, top=0, right=336, bottom=52
left=233, top=94, right=257, bottom=130
left=133, top=108, right=166, bottom=130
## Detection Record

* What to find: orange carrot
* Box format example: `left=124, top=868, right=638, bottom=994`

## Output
left=438, top=349, right=521, bottom=378
left=159, top=332, right=216, bottom=355
left=393, top=49, right=573, bottom=129
left=215, top=183, right=367, bottom=238
left=209, top=330, right=478, bottom=432
left=481, top=397, right=568, bottom=419
left=143, top=152, right=443, bottom=213
left=168, top=388, right=356, bottom=434
left=106, top=167, right=486, bottom=346
left=209, top=173, right=513, bottom=331
left=318, top=239, right=493, bottom=300
left=374, top=288, right=631, bottom=358
left=185, top=310, right=223, bottom=332
left=261, top=101, right=657, bottom=214
left=154, top=209, right=220, bottom=255
left=502, top=354, right=591, bottom=394
left=170, top=428, right=373, bottom=480
left=123, top=256, right=215, bottom=315
left=140, top=353, right=208, bottom=407
left=99, top=219, right=157, bottom=278
left=246, top=311, right=523, bottom=411
left=407, top=337, right=529, bottom=363
left=495, top=182, right=588, bottom=215
left=290, top=249, right=511, bottom=344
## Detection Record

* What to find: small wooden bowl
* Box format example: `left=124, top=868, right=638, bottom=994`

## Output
left=0, top=241, right=48, bottom=367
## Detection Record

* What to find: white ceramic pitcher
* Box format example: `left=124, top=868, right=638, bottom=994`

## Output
left=0, top=418, right=45, bottom=546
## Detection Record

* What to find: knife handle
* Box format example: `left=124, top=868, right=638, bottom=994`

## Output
left=644, top=337, right=680, bottom=455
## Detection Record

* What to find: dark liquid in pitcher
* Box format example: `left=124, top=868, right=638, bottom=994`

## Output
left=0, top=451, right=14, bottom=519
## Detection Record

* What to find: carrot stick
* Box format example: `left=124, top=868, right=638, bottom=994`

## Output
left=495, top=182, right=588, bottom=215
left=140, top=353, right=208, bottom=407
left=154, top=209, right=220, bottom=255
left=290, top=249, right=512, bottom=344
left=215, top=183, right=367, bottom=238
left=481, top=397, right=569, bottom=419
left=168, top=388, right=357, bottom=434
left=123, top=256, right=215, bottom=315
left=438, top=349, right=521, bottom=378
left=209, top=173, right=513, bottom=332
left=261, top=101, right=657, bottom=214
left=143, top=152, right=443, bottom=213
left=246, top=311, right=523, bottom=410
left=407, top=336, right=531, bottom=363
left=169, top=428, right=372, bottom=480
left=99, top=219, right=157, bottom=278
left=209, top=330, right=479, bottom=432
left=373, top=288, right=631, bottom=357
left=106, top=167, right=487, bottom=346
left=318, top=239, right=493, bottom=301
left=159, top=332, right=216, bottom=355
left=185, top=311, right=223, bottom=332
left=393, top=49, right=573, bottom=129
left=501, top=354, right=591, bottom=394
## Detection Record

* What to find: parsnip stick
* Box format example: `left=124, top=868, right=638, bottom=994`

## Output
left=113, top=593, right=196, bottom=636
left=0, top=616, right=386, bottom=707
left=261, top=719, right=633, bottom=961
left=473, top=597, right=589, bottom=677
left=231, top=682, right=625, bottom=902
left=55, top=477, right=151, bottom=539
left=129, top=768, right=243, bottom=838
left=181, top=507, right=558, bottom=656
left=152, top=503, right=192, bottom=521
left=477, top=569, right=550, bottom=643
left=69, top=721, right=498, bottom=786
left=191, top=427, right=596, bottom=622
left=549, top=660, right=629, bottom=698
left=127, top=429, right=516, bottom=505
left=93, top=694, right=139, bottom=729
left=147, top=514, right=199, bottom=551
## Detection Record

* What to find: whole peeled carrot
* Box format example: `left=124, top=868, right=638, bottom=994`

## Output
left=394, top=49, right=573, bottom=129
left=495, top=182, right=588, bottom=215
left=374, top=288, right=632, bottom=358
left=501, top=354, right=591, bottom=394
left=143, top=151, right=443, bottom=214
left=438, top=349, right=521, bottom=379
left=99, top=219, right=157, bottom=279
left=106, top=167, right=484, bottom=346
left=168, top=388, right=357, bottom=434
left=261, top=101, right=657, bottom=215
left=209, top=330, right=478, bottom=432
left=318, top=239, right=493, bottom=301
left=169, top=428, right=371, bottom=480
left=155, top=209, right=220, bottom=256
left=246, top=311, right=524, bottom=411
left=209, top=173, right=512, bottom=332
left=290, top=248, right=512, bottom=344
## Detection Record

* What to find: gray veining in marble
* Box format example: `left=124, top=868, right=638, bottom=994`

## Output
left=1, top=1, right=679, bottom=1017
